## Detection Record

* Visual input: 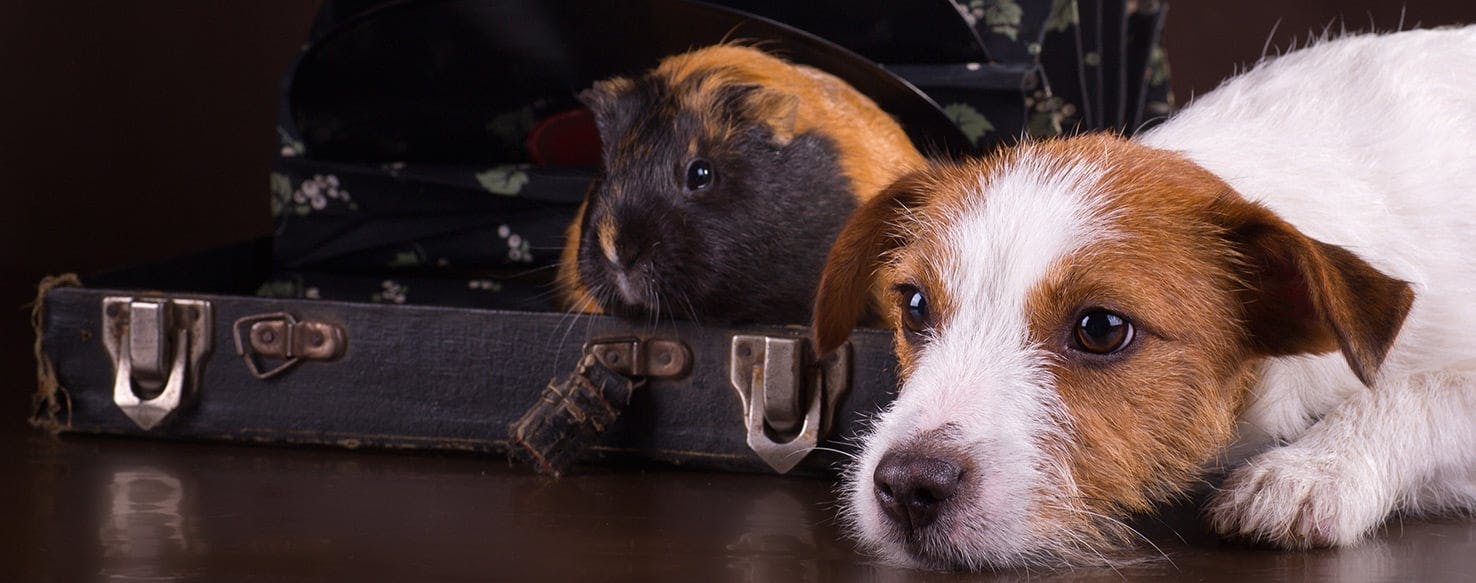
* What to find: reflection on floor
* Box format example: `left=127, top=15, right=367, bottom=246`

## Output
left=11, top=435, right=1476, bottom=582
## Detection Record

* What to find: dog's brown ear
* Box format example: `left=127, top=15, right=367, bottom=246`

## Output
left=1211, top=194, right=1414, bottom=386
left=813, top=172, right=928, bottom=356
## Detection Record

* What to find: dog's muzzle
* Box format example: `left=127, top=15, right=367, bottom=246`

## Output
left=872, top=442, right=969, bottom=537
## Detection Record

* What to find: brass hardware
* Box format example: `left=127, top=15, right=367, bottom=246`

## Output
left=729, top=335, right=851, bottom=474
left=232, top=312, right=346, bottom=379
left=585, top=337, right=690, bottom=379
left=102, top=297, right=213, bottom=430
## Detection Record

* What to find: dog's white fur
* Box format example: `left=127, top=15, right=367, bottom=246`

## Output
left=849, top=160, right=1119, bottom=568
left=1139, top=26, right=1476, bottom=544
left=848, top=26, right=1476, bottom=567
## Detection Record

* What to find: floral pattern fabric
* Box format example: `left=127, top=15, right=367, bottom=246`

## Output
left=936, top=0, right=1175, bottom=145
left=268, top=142, right=588, bottom=309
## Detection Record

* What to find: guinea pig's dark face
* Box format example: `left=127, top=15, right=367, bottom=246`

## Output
left=575, top=73, right=857, bottom=324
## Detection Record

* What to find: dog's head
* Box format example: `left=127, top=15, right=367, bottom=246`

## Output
left=813, top=134, right=1414, bottom=569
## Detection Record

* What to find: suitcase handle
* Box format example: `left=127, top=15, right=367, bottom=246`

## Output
left=508, top=337, right=691, bottom=477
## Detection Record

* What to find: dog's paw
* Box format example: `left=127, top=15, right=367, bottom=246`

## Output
left=1207, top=447, right=1388, bottom=548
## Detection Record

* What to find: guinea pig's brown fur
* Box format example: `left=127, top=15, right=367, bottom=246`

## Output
left=556, top=44, right=923, bottom=323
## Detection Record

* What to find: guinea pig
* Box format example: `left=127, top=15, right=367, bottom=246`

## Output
left=556, top=44, right=923, bottom=324
left=813, top=27, right=1476, bottom=569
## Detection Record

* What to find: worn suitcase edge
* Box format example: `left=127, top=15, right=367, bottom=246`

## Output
left=30, top=273, right=83, bottom=434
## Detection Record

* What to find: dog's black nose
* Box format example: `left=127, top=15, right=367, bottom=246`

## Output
left=873, top=448, right=965, bottom=532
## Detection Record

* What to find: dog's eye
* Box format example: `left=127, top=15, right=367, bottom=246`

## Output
left=684, top=158, right=715, bottom=192
left=896, top=285, right=931, bottom=339
left=1073, top=310, right=1134, bottom=354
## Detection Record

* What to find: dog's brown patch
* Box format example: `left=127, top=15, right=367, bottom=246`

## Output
left=1025, top=135, right=1410, bottom=517
left=1019, top=136, right=1258, bottom=515
left=1206, top=195, right=1415, bottom=385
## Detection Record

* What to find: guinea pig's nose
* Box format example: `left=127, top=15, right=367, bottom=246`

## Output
left=873, top=447, right=966, bottom=532
left=613, top=235, right=648, bottom=271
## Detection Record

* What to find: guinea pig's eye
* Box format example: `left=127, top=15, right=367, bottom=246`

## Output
left=1073, top=309, right=1134, bottom=355
left=896, top=284, right=931, bottom=341
left=684, top=158, right=715, bottom=192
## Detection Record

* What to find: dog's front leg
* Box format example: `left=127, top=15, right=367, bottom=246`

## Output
left=1207, top=371, right=1476, bottom=548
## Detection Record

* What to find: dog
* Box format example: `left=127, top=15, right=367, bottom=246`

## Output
left=812, top=26, right=1476, bottom=569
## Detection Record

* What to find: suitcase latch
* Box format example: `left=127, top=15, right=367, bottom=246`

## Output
left=585, top=337, right=690, bottom=379
left=729, top=335, right=851, bottom=474
left=232, top=312, right=346, bottom=379
left=102, top=297, right=213, bottom=430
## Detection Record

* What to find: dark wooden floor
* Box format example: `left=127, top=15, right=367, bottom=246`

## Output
left=7, top=432, right=1476, bottom=582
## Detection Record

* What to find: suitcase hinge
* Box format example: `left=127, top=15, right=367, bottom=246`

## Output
left=729, top=336, right=851, bottom=474
left=232, top=312, right=347, bottom=379
left=102, top=297, right=213, bottom=430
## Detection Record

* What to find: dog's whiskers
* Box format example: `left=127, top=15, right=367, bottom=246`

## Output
left=808, top=446, right=858, bottom=461
left=1050, top=502, right=1176, bottom=571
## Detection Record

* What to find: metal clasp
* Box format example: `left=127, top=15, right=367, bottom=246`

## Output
left=584, top=337, right=690, bottom=379
left=232, top=312, right=346, bottom=379
left=729, top=336, right=851, bottom=474
left=102, top=297, right=213, bottom=430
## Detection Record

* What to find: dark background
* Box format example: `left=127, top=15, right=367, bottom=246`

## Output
left=2, top=1, right=1471, bottom=437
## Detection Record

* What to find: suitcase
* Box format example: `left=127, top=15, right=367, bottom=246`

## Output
left=32, top=0, right=1174, bottom=477
left=32, top=239, right=897, bottom=476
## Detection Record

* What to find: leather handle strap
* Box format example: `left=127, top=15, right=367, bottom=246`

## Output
left=507, top=352, right=640, bottom=477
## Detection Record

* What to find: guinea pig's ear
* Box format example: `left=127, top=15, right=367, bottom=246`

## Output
left=813, top=172, right=929, bottom=356
left=1211, top=193, right=1414, bottom=386
left=578, top=77, right=638, bottom=147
